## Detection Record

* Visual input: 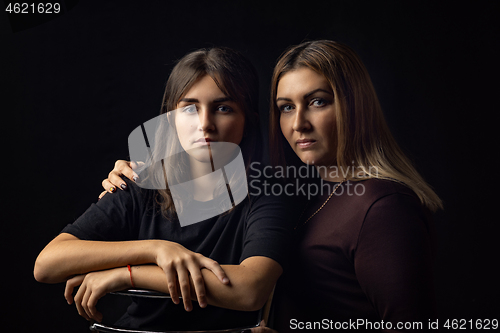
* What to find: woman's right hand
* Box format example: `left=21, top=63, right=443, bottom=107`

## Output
left=154, top=240, right=229, bottom=311
left=99, top=160, right=140, bottom=200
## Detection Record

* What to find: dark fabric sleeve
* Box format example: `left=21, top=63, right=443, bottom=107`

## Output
left=354, top=193, right=437, bottom=331
left=60, top=179, right=145, bottom=241
left=239, top=193, right=297, bottom=269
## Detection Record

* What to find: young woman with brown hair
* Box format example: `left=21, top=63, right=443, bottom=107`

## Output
left=34, top=47, right=295, bottom=332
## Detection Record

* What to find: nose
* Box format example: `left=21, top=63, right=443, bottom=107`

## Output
left=292, top=107, right=311, bottom=132
left=197, top=108, right=215, bottom=132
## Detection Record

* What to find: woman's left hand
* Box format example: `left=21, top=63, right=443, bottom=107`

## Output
left=64, top=267, right=131, bottom=322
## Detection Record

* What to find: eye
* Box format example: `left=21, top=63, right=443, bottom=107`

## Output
left=310, top=98, right=327, bottom=107
left=216, top=105, right=233, bottom=113
left=182, top=105, right=197, bottom=114
left=279, top=104, right=294, bottom=113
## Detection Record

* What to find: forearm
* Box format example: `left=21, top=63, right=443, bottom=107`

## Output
left=201, top=263, right=278, bottom=311
left=34, top=233, right=158, bottom=283
left=131, top=257, right=280, bottom=312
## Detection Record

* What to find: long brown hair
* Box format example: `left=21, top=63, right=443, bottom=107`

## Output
left=155, top=47, right=260, bottom=218
left=269, top=40, right=443, bottom=212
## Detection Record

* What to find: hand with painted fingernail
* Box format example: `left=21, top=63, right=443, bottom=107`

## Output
left=99, top=160, right=142, bottom=200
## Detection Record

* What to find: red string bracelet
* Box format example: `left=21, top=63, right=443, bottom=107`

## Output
left=127, top=264, right=135, bottom=288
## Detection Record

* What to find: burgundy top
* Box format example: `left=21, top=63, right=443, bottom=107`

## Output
left=273, top=179, right=437, bottom=332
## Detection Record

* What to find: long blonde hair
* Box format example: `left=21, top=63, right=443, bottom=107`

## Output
left=269, top=40, right=443, bottom=212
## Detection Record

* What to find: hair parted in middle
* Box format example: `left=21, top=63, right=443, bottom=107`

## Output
left=153, top=47, right=261, bottom=218
left=161, top=47, right=260, bottom=166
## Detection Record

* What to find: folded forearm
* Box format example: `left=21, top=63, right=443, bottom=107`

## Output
left=131, top=257, right=280, bottom=312
left=201, top=264, right=276, bottom=311
left=34, top=233, right=157, bottom=283
left=35, top=234, right=280, bottom=312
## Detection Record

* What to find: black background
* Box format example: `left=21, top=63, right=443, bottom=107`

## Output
left=2, top=1, right=498, bottom=331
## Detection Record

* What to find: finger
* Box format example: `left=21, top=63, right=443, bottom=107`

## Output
left=98, top=191, right=107, bottom=201
left=101, top=179, right=117, bottom=193
left=74, top=284, right=91, bottom=321
left=187, top=264, right=207, bottom=308
left=176, top=268, right=193, bottom=312
left=81, top=285, right=93, bottom=320
left=65, top=275, right=85, bottom=305
left=131, top=160, right=145, bottom=171
left=164, top=266, right=180, bottom=305
left=201, top=257, right=229, bottom=285
left=87, top=289, right=104, bottom=322
left=108, top=171, right=128, bottom=191
left=115, top=160, right=139, bottom=182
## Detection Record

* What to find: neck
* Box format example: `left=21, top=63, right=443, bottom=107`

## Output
left=315, top=165, right=349, bottom=182
left=188, top=156, right=218, bottom=202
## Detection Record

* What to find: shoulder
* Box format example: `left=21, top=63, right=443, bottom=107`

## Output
left=350, top=178, right=428, bottom=222
left=98, top=177, right=157, bottom=213
left=241, top=188, right=300, bottom=232
left=246, top=186, right=301, bottom=217
left=122, top=178, right=157, bottom=200
left=355, top=179, right=435, bottom=249
left=62, top=178, right=158, bottom=241
left=245, top=191, right=291, bottom=216
left=339, top=178, right=423, bottom=214
left=352, top=178, right=418, bottom=202
left=334, top=178, right=431, bottom=239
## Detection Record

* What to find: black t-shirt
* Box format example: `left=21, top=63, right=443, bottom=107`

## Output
left=61, top=178, right=295, bottom=331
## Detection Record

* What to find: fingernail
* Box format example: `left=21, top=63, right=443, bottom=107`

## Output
left=222, top=277, right=229, bottom=284
left=120, top=183, right=127, bottom=190
left=109, top=186, right=116, bottom=193
left=133, top=176, right=138, bottom=182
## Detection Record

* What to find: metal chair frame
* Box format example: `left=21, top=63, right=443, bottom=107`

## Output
left=90, top=288, right=274, bottom=333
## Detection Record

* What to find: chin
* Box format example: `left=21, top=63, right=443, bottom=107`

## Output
left=300, top=159, right=316, bottom=165
left=185, top=147, right=212, bottom=162
left=296, top=152, right=319, bottom=165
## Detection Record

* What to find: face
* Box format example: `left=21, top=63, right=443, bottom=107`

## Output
left=277, top=67, right=337, bottom=167
left=175, top=75, right=245, bottom=163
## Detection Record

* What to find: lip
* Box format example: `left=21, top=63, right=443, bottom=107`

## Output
left=193, top=137, right=215, bottom=145
left=296, top=139, right=316, bottom=149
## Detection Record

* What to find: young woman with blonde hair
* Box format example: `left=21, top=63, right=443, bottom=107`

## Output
left=268, top=40, right=441, bottom=332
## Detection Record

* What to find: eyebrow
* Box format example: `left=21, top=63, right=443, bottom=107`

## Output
left=304, top=88, right=334, bottom=99
left=276, top=88, right=334, bottom=102
left=179, top=96, right=234, bottom=103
